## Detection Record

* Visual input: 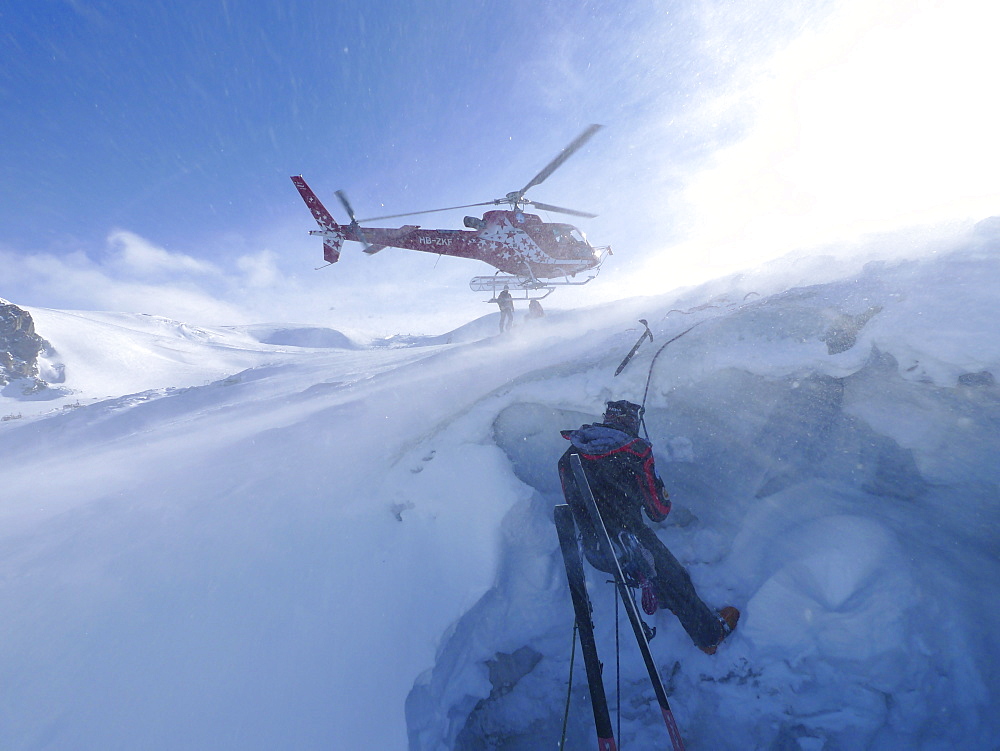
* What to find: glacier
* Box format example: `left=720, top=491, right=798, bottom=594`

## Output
left=1, top=227, right=998, bottom=750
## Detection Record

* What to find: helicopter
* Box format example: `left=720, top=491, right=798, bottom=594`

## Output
left=291, top=124, right=612, bottom=302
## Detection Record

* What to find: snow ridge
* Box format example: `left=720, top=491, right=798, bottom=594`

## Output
left=1, top=235, right=999, bottom=749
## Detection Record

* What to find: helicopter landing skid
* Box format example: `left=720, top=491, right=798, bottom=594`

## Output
left=470, top=275, right=554, bottom=302
left=470, top=266, right=601, bottom=302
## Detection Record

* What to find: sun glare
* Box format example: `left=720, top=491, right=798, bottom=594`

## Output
left=648, top=0, right=1000, bottom=288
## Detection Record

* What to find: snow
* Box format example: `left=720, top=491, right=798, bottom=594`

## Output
left=2, top=227, right=999, bottom=749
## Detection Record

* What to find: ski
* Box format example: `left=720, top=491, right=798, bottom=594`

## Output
left=555, top=503, right=618, bottom=751
left=569, top=453, right=687, bottom=751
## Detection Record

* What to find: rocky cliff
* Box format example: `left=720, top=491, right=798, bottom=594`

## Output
left=0, top=299, right=52, bottom=393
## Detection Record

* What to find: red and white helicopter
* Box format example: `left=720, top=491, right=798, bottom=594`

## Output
left=291, top=124, right=611, bottom=302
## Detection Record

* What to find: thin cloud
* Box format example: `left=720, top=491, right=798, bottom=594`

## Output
left=236, top=250, right=281, bottom=289
left=2, top=238, right=246, bottom=324
left=108, top=230, right=220, bottom=279
left=1, top=228, right=481, bottom=332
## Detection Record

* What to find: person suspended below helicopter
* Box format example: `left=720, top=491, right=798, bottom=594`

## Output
left=496, top=285, right=514, bottom=333
left=557, top=400, right=739, bottom=654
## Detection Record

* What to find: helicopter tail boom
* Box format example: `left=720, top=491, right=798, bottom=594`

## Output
left=291, top=176, right=339, bottom=231
left=291, top=175, right=348, bottom=264
left=362, top=225, right=420, bottom=255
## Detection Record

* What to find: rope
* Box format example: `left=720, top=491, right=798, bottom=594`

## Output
left=637, top=293, right=761, bottom=438
left=558, top=620, right=578, bottom=751
left=638, top=321, right=705, bottom=441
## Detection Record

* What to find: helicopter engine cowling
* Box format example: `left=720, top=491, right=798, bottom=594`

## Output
left=463, top=216, right=486, bottom=230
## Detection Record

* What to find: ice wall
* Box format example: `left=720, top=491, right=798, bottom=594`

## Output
left=406, top=247, right=1000, bottom=749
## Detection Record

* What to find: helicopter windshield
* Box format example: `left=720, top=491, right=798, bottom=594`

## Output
left=551, top=225, right=586, bottom=244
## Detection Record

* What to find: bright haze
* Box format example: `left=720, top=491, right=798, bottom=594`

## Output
left=2, top=0, right=998, bottom=332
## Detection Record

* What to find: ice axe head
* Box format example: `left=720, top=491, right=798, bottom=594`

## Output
left=613, top=319, right=654, bottom=377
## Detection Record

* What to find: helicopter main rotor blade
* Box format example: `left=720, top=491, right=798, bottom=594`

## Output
left=358, top=201, right=494, bottom=223
left=525, top=200, right=598, bottom=219
left=518, top=123, right=603, bottom=197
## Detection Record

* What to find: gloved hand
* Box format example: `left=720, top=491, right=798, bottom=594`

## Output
left=644, top=487, right=671, bottom=522
left=660, top=488, right=672, bottom=517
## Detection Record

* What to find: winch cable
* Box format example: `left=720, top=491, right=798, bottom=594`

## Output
left=636, top=292, right=762, bottom=437
left=638, top=321, right=705, bottom=441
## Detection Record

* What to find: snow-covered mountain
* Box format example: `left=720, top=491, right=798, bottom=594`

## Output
left=2, top=226, right=998, bottom=750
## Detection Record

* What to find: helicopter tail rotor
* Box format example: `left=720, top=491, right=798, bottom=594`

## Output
left=335, top=190, right=372, bottom=252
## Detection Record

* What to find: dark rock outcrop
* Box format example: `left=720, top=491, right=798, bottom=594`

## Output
left=958, top=370, right=995, bottom=388
left=821, top=305, right=883, bottom=355
left=0, top=299, right=51, bottom=392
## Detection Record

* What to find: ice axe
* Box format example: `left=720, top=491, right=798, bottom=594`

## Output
left=614, top=319, right=653, bottom=376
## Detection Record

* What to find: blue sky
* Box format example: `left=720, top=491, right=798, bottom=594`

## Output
left=2, top=0, right=998, bottom=331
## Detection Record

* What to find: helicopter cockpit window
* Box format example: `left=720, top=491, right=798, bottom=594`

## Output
left=553, top=227, right=584, bottom=244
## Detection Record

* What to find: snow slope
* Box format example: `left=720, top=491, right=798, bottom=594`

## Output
left=1, top=228, right=999, bottom=750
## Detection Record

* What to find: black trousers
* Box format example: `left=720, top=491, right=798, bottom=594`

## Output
left=499, top=308, right=513, bottom=331
left=628, top=523, right=722, bottom=650
left=561, top=479, right=722, bottom=650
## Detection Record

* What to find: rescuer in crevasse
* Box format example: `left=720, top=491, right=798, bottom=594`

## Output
left=558, top=400, right=739, bottom=654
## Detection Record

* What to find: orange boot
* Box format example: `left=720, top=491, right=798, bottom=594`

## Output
left=701, top=606, right=740, bottom=655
